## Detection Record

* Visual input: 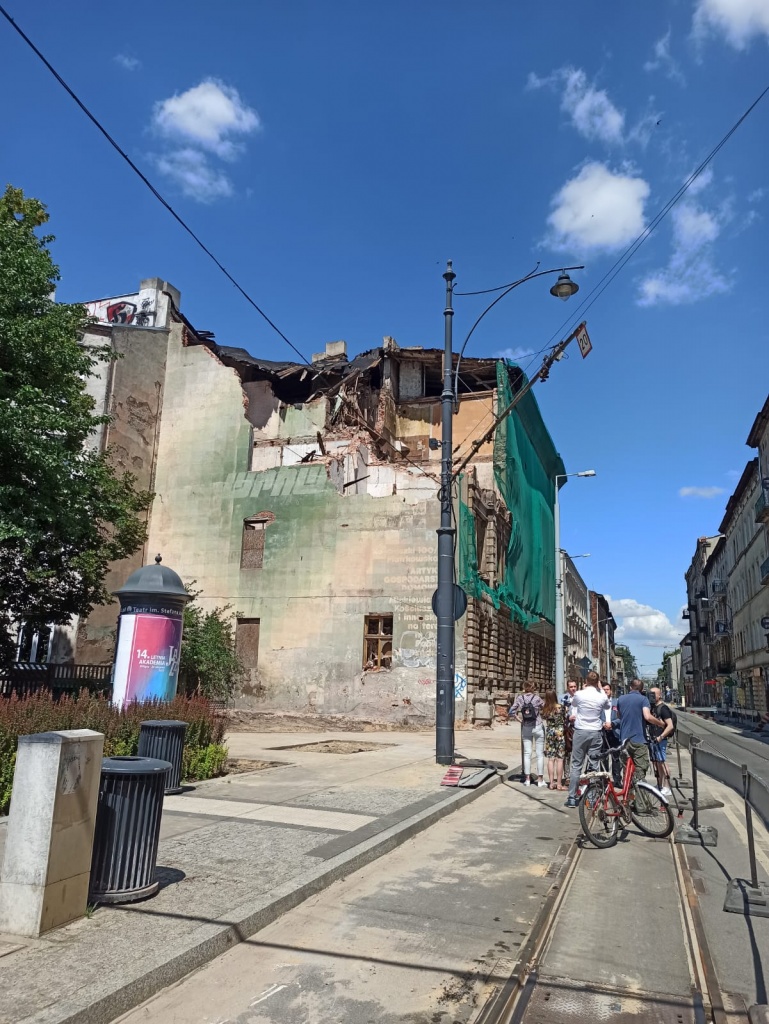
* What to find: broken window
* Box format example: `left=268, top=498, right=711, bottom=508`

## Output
left=363, top=614, right=393, bottom=671
left=236, top=618, right=260, bottom=669
left=241, top=512, right=275, bottom=569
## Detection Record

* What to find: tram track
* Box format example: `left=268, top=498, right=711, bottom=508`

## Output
left=474, top=815, right=732, bottom=1024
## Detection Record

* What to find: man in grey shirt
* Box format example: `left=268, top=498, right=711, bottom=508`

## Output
left=565, top=671, right=610, bottom=807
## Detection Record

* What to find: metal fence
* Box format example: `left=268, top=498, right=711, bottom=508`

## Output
left=0, top=662, right=113, bottom=699
left=677, top=723, right=769, bottom=910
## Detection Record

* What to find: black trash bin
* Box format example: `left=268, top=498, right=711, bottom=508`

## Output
left=138, top=719, right=188, bottom=794
left=89, top=756, right=171, bottom=904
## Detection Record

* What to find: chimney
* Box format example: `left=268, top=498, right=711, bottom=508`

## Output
left=311, top=340, right=347, bottom=363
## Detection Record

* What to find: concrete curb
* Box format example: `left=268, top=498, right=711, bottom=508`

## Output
left=24, top=770, right=511, bottom=1024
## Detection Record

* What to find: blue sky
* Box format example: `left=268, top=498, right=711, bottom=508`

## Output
left=3, top=1, right=768, bottom=674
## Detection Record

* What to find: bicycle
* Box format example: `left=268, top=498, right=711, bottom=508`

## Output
left=577, top=741, right=674, bottom=848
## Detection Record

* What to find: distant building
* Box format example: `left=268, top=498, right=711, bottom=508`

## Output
left=561, top=552, right=590, bottom=683
left=589, top=592, right=617, bottom=688
left=683, top=535, right=720, bottom=704
left=720, top=459, right=769, bottom=715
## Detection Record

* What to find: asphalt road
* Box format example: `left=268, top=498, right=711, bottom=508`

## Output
left=677, top=711, right=769, bottom=782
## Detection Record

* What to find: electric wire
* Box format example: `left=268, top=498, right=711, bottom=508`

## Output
left=0, top=4, right=441, bottom=484
left=523, top=83, right=769, bottom=373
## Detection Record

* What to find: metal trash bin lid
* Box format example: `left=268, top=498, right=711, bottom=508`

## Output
left=139, top=720, right=188, bottom=729
left=101, top=755, right=173, bottom=775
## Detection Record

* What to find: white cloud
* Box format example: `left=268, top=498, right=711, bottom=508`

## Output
left=547, top=162, right=650, bottom=252
left=638, top=174, right=731, bottom=306
left=678, top=486, right=726, bottom=498
left=153, top=78, right=260, bottom=159
left=495, top=346, right=534, bottom=361
left=528, top=67, right=624, bottom=144
left=609, top=598, right=683, bottom=648
left=154, top=148, right=233, bottom=203
left=644, top=29, right=686, bottom=83
left=693, top=0, right=769, bottom=49
left=687, top=166, right=714, bottom=196
left=150, top=78, right=260, bottom=202
left=114, top=54, right=141, bottom=71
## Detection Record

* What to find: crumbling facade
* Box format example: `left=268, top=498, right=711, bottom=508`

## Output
left=71, top=280, right=564, bottom=723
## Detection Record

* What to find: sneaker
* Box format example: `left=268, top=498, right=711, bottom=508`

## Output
left=564, top=798, right=577, bottom=808
left=523, top=779, right=531, bottom=786
left=537, top=780, right=547, bottom=788
left=661, top=786, right=672, bottom=797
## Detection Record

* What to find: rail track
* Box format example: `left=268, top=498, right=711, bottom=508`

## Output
left=474, top=804, right=732, bottom=1024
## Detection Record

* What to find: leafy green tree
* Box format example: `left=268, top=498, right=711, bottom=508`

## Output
left=615, top=644, right=639, bottom=682
left=180, top=593, right=244, bottom=702
left=0, top=185, right=151, bottom=662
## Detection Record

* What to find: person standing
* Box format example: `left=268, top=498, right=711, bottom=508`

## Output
left=509, top=681, right=546, bottom=787
left=648, top=686, right=675, bottom=796
left=564, top=671, right=609, bottom=808
left=615, top=679, right=664, bottom=781
left=561, top=678, right=578, bottom=768
left=541, top=689, right=567, bottom=790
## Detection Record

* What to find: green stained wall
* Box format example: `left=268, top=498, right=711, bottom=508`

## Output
left=148, top=333, right=463, bottom=720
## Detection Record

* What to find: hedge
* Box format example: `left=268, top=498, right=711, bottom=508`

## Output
left=0, top=690, right=228, bottom=815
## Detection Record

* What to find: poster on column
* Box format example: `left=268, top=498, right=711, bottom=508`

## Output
left=112, top=611, right=183, bottom=707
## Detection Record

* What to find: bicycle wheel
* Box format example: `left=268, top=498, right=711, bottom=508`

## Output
left=579, top=780, right=619, bottom=848
left=629, top=782, right=674, bottom=838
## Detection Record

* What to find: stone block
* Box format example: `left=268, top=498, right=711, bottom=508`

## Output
left=0, top=729, right=104, bottom=936
left=724, top=878, right=769, bottom=918
left=675, top=823, right=718, bottom=847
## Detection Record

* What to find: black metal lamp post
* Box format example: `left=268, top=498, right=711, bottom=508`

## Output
left=434, top=263, right=582, bottom=765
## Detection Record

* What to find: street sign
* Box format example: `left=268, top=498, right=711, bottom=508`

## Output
left=432, top=584, right=468, bottom=622
left=575, top=324, right=592, bottom=359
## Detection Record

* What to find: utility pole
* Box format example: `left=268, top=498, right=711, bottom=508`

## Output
left=586, top=589, right=593, bottom=671
left=554, top=488, right=564, bottom=699
left=605, top=618, right=611, bottom=692
left=435, top=261, right=456, bottom=765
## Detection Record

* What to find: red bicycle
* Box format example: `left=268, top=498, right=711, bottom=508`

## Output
left=578, top=741, right=674, bottom=848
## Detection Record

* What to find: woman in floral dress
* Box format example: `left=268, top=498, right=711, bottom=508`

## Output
left=541, top=689, right=567, bottom=790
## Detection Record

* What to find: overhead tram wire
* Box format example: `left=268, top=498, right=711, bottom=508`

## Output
left=0, top=5, right=439, bottom=483
left=521, top=83, right=769, bottom=376
left=453, top=82, right=768, bottom=460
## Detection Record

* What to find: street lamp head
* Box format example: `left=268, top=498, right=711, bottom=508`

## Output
left=577, top=470, right=596, bottom=477
left=550, top=271, right=579, bottom=302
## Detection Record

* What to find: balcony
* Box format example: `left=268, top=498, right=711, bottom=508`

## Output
left=756, top=491, right=769, bottom=524
left=682, top=609, right=690, bottom=620
left=711, top=580, right=727, bottom=594
left=762, top=556, right=769, bottom=587
left=716, top=661, right=733, bottom=674
left=715, top=621, right=731, bottom=635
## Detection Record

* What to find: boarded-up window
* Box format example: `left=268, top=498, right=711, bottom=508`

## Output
left=363, top=614, right=393, bottom=670
left=241, top=511, right=275, bottom=569
left=236, top=618, right=260, bottom=670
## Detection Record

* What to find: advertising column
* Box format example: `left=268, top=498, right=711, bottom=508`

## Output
left=112, top=556, right=190, bottom=708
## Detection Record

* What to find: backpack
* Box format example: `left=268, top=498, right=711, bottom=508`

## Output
left=520, top=695, right=538, bottom=725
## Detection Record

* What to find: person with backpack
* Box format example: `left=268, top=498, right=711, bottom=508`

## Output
left=648, top=686, right=676, bottom=796
left=509, top=680, right=546, bottom=787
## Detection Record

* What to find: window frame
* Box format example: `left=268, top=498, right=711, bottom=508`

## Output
left=363, top=614, right=394, bottom=671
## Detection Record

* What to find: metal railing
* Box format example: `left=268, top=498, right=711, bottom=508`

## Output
left=677, top=726, right=769, bottom=913
left=755, top=490, right=769, bottom=524
left=761, top=555, right=769, bottom=586
left=0, top=662, right=113, bottom=699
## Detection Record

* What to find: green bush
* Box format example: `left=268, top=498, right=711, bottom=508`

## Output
left=0, top=691, right=228, bottom=814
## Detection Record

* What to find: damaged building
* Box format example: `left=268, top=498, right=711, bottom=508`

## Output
left=69, top=280, right=564, bottom=724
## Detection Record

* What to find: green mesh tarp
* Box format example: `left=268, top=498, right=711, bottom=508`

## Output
left=458, top=361, right=565, bottom=625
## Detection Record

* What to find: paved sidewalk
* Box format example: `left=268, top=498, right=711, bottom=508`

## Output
left=0, top=728, right=519, bottom=1024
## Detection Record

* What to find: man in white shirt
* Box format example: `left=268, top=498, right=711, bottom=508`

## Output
left=565, top=671, right=610, bottom=808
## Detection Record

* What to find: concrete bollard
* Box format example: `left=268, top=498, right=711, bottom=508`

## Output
left=0, top=729, right=104, bottom=936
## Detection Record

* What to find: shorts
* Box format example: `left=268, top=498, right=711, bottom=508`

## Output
left=650, top=738, right=667, bottom=762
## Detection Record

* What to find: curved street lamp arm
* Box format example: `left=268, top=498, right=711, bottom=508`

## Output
left=452, top=264, right=584, bottom=409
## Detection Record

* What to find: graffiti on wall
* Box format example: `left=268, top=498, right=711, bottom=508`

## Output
left=85, top=293, right=156, bottom=327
